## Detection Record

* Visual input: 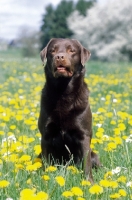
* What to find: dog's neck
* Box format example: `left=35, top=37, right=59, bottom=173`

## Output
left=45, top=72, right=84, bottom=95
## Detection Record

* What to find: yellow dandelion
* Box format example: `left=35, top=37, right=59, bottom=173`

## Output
left=118, top=123, right=126, bottom=131
left=77, top=197, right=86, bottom=200
left=55, top=176, right=65, bottom=186
left=0, top=180, right=10, bottom=188
left=71, top=187, right=83, bottom=196
left=19, top=155, right=31, bottom=162
left=26, top=164, right=37, bottom=172
left=109, top=193, right=120, bottom=199
left=81, top=180, right=91, bottom=186
left=10, top=125, right=16, bottom=130
left=99, top=179, right=110, bottom=187
left=117, top=176, right=127, bottom=183
left=34, top=145, right=41, bottom=155
left=109, top=181, right=118, bottom=188
left=36, top=191, right=49, bottom=200
left=67, top=165, right=79, bottom=174
left=104, top=171, right=113, bottom=179
left=45, top=166, right=57, bottom=172
left=118, top=189, right=127, bottom=197
left=42, top=175, right=50, bottom=181
left=89, top=184, right=103, bottom=195
left=0, top=131, right=4, bottom=135
left=62, top=191, right=73, bottom=198
left=27, top=179, right=32, bottom=184
left=20, top=188, right=35, bottom=199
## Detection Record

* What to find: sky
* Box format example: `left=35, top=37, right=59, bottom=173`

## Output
left=0, top=0, right=105, bottom=41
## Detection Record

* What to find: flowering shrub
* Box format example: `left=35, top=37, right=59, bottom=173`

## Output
left=67, top=0, right=132, bottom=61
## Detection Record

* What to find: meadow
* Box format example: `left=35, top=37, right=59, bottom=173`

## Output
left=0, top=50, right=132, bottom=200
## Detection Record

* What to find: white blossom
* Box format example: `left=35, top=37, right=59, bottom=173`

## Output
left=67, top=0, right=132, bottom=61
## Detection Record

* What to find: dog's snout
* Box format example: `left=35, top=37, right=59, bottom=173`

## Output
left=55, top=53, right=65, bottom=61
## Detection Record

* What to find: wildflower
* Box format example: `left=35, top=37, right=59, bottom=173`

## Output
left=67, top=166, right=79, bottom=174
left=42, top=175, right=50, bottom=181
left=109, top=193, right=120, bottom=199
left=104, top=142, right=117, bottom=151
left=77, top=197, right=85, bottom=200
left=89, top=184, right=103, bottom=195
left=109, top=181, right=118, bottom=188
left=0, top=180, right=10, bottom=188
left=126, top=181, right=132, bottom=188
left=117, top=176, right=127, bottom=183
left=55, top=176, right=65, bottom=186
left=36, top=191, right=49, bottom=200
left=34, top=145, right=41, bottom=155
left=71, top=187, right=83, bottom=196
left=45, top=166, right=57, bottom=172
left=99, top=179, right=110, bottom=187
left=26, top=164, right=37, bottom=172
left=62, top=191, right=73, bottom=198
left=81, top=180, right=91, bottom=186
left=118, top=123, right=126, bottom=131
left=112, top=167, right=121, bottom=174
left=20, top=188, right=35, bottom=199
left=0, top=131, right=4, bottom=135
left=104, top=171, right=113, bottom=179
left=19, top=155, right=31, bottom=162
left=10, top=125, right=16, bottom=130
left=118, top=189, right=127, bottom=197
left=27, top=179, right=32, bottom=184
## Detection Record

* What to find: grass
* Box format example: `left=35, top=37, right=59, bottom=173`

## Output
left=0, top=49, right=132, bottom=199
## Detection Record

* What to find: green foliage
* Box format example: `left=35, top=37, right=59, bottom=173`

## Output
left=40, top=0, right=96, bottom=49
left=40, top=1, right=74, bottom=49
left=76, top=0, right=96, bottom=16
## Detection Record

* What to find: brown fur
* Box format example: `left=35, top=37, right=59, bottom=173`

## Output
left=38, top=38, right=101, bottom=182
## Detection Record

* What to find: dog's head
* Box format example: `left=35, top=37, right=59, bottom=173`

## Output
left=40, top=38, right=91, bottom=78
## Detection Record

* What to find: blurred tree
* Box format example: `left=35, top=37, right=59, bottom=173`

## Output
left=40, top=0, right=95, bottom=49
left=40, top=1, right=74, bottom=49
left=76, top=0, right=96, bottom=16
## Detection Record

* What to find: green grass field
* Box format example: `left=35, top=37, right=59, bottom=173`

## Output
left=0, top=50, right=132, bottom=200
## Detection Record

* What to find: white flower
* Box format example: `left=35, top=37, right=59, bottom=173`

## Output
left=113, top=99, right=117, bottom=103
left=126, top=181, right=132, bottom=187
left=112, top=167, right=121, bottom=174
left=96, top=123, right=102, bottom=127
left=101, top=97, right=105, bottom=101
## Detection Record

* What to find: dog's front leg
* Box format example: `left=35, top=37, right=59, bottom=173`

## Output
left=82, top=136, right=93, bottom=183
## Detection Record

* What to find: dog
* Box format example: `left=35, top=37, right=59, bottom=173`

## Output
left=38, top=38, right=101, bottom=182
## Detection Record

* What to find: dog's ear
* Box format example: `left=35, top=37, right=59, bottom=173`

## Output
left=40, top=38, right=55, bottom=63
left=72, top=39, right=91, bottom=66
left=81, top=47, right=91, bottom=66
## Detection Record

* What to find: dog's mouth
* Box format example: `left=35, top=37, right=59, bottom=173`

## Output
left=54, top=65, right=73, bottom=77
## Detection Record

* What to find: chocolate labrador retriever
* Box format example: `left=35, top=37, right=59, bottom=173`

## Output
left=38, top=38, right=100, bottom=182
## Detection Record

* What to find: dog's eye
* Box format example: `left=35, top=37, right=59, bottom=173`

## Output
left=69, top=49, right=75, bottom=53
left=50, top=49, right=55, bottom=53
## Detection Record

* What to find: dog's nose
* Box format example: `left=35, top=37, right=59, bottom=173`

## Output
left=55, top=53, right=65, bottom=61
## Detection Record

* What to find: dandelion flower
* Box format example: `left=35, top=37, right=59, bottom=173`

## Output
left=55, top=176, right=65, bottom=186
left=0, top=180, right=10, bottom=188
left=62, top=191, right=73, bottom=198
left=71, top=187, right=83, bottom=196
left=36, top=191, right=49, bottom=200
left=81, top=180, right=91, bottom=186
left=118, top=189, right=127, bottom=197
left=67, top=166, right=79, bottom=174
left=109, top=193, right=120, bottom=199
left=89, top=184, right=103, bottom=195
left=45, top=166, right=57, bottom=172
left=42, top=175, right=50, bottom=181
left=99, top=179, right=110, bottom=187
